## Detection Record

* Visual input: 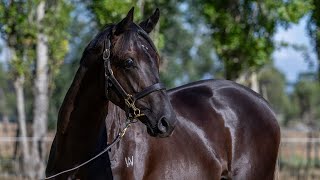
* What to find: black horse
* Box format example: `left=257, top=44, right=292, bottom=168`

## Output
left=46, top=8, right=177, bottom=179
left=46, top=8, right=280, bottom=180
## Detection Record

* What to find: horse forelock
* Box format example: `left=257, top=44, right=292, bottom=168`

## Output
left=111, top=23, right=159, bottom=60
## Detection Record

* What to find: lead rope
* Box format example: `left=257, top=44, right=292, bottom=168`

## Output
left=43, top=118, right=135, bottom=180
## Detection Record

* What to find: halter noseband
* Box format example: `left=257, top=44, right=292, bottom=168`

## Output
left=103, top=35, right=165, bottom=119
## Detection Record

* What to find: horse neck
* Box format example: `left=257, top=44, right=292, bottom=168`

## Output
left=54, top=62, right=108, bottom=168
left=106, top=103, right=151, bottom=171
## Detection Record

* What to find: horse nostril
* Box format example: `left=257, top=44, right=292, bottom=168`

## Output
left=158, top=117, right=169, bottom=133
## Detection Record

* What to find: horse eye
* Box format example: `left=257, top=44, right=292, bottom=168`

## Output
left=124, top=58, right=134, bottom=69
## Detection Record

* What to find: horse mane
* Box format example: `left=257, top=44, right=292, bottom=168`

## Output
left=56, top=66, right=87, bottom=134
left=56, top=25, right=114, bottom=135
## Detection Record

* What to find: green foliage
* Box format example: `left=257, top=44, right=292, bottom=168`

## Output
left=258, top=68, right=320, bottom=126
left=0, top=0, right=316, bottom=129
left=278, top=0, right=312, bottom=24
left=307, top=0, right=320, bottom=82
left=192, top=0, right=312, bottom=80
left=88, top=0, right=216, bottom=87
left=292, top=73, right=320, bottom=123
left=0, top=0, right=72, bottom=79
left=0, top=0, right=73, bottom=125
left=258, top=66, right=299, bottom=125
left=43, top=0, right=73, bottom=128
left=259, top=66, right=289, bottom=112
left=0, top=1, right=37, bottom=77
left=44, top=1, right=73, bottom=79
left=89, top=0, right=142, bottom=27
left=0, top=63, right=16, bottom=120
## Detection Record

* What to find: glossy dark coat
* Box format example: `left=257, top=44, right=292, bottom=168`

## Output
left=47, top=79, right=280, bottom=180
left=106, top=79, right=280, bottom=180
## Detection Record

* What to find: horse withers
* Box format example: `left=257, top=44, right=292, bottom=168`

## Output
left=46, top=8, right=177, bottom=179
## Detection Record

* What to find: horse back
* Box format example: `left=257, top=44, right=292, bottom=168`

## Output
left=168, top=79, right=280, bottom=179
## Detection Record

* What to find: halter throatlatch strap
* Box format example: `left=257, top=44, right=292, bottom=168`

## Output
left=103, top=36, right=166, bottom=119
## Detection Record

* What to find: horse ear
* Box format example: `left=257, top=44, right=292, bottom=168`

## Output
left=139, top=8, right=160, bottom=33
left=114, top=7, right=134, bottom=35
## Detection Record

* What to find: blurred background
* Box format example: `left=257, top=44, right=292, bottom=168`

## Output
left=0, top=0, right=319, bottom=179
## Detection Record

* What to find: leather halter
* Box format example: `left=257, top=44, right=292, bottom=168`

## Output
left=103, top=35, right=165, bottom=119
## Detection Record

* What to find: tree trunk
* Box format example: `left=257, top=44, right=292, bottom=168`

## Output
left=235, top=71, right=260, bottom=93
left=0, top=87, right=9, bottom=135
left=235, top=71, right=247, bottom=85
left=261, top=84, right=268, bottom=101
left=13, top=75, right=33, bottom=178
left=314, top=131, right=319, bottom=167
left=250, top=71, right=259, bottom=93
left=306, top=130, right=312, bottom=168
left=32, top=1, right=49, bottom=178
left=137, top=0, right=145, bottom=16
left=0, top=87, right=11, bottom=167
left=316, top=27, right=320, bottom=83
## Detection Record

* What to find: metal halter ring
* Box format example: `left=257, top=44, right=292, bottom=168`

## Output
left=103, top=49, right=110, bottom=60
left=119, top=122, right=131, bottom=137
left=124, top=95, right=145, bottom=118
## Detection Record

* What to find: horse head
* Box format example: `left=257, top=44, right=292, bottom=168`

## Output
left=81, top=8, right=176, bottom=138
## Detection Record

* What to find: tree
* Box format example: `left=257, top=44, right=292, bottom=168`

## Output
left=291, top=72, right=320, bottom=165
left=0, top=0, right=72, bottom=178
left=191, top=0, right=312, bottom=80
left=0, top=1, right=36, bottom=176
left=31, top=1, right=72, bottom=178
left=258, top=65, right=297, bottom=125
left=88, top=0, right=217, bottom=87
left=31, top=2, right=49, bottom=177
left=307, top=0, right=320, bottom=82
left=293, top=73, right=320, bottom=124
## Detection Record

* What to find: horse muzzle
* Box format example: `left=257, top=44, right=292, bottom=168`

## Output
left=141, top=112, right=176, bottom=138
